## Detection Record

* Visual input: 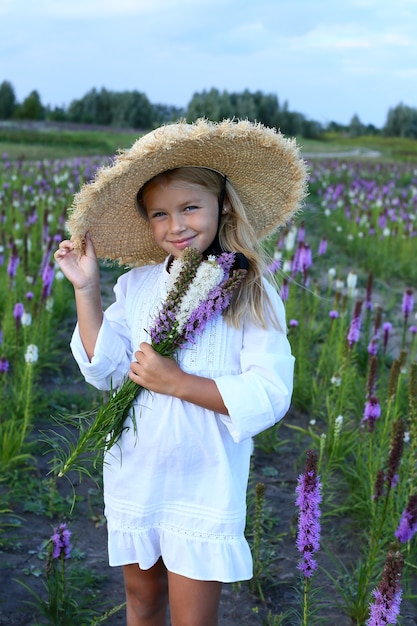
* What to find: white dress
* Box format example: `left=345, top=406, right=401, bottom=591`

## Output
left=70, top=260, right=294, bottom=582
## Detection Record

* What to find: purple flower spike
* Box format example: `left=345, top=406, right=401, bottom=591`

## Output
left=318, top=237, right=327, bottom=256
left=295, top=450, right=322, bottom=578
left=280, top=278, right=289, bottom=302
left=383, top=322, right=392, bottom=354
left=347, top=301, right=363, bottom=348
left=367, top=549, right=403, bottom=625
left=362, top=396, right=381, bottom=432
left=0, top=357, right=9, bottom=373
left=13, top=302, right=24, bottom=329
left=395, top=494, right=417, bottom=543
left=402, top=289, right=414, bottom=322
left=51, top=522, right=72, bottom=560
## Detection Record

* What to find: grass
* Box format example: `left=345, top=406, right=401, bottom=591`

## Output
left=0, top=124, right=141, bottom=159
left=1, top=121, right=417, bottom=161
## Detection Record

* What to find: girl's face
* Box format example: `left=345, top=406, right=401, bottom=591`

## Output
left=143, top=181, right=220, bottom=258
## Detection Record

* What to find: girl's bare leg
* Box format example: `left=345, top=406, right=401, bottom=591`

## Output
left=123, top=559, right=169, bottom=626
left=167, top=571, right=222, bottom=626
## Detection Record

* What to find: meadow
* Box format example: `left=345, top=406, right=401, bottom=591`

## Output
left=0, top=128, right=416, bottom=625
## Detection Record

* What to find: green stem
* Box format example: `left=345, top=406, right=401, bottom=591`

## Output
left=302, top=575, right=310, bottom=626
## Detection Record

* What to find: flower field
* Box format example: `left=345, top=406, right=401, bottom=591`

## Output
left=0, top=149, right=416, bottom=625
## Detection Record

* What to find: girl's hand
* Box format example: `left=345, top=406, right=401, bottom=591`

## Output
left=129, top=342, right=184, bottom=396
left=54, top=233, right=100, bottom=291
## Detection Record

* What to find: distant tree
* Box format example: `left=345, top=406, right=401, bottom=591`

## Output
left=0, top=80, right=16, bottom=119
left=152, top=103, right=185, bottom=125
left=110, top=90, right=154, bottom=129
left=15, top=90, right=44, bottom=120
left=326, top=120, right=347, bottom=133
left=349, top=113, right=365, bottom=137
left=384, top=103, right=417, bottom=138
left=67, top=88, right=111, bottom=125
left=45, top=105, right=68, bottom=122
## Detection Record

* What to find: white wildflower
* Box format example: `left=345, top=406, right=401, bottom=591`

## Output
left=284, top=226, right=297, bottom=251
left=21, top=312, right=32, bottom=327
left=331, top=374, right=341, bottom=386
left=334, top=415, right=343, bottom=441
left=25, top=344, right=39, bottom=364
left=347, top=272, right=357, bottom=290
left=175, top=260, right=224, bottom=333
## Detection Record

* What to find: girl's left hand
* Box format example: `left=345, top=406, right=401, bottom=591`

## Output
left=129, top=342, right=183, bottom=396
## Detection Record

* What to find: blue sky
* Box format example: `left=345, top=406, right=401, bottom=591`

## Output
left=0, top=0, right=416, bottom=128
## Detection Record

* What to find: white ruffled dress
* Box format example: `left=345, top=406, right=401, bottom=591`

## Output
left=70, top=260, right=294, bottom=582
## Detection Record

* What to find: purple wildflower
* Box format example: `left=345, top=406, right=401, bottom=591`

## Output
left=267, top=258, right=281, bottom=274
left=280, top=278, right=289, bottom=302
left=410, top=325, right=417, bottom=335
left=41, top=262, right=55, bottom=300
left=295, top=449, right=322, bottom=578
left=51, top=523, right=72, bottom=560
left=318, top=237, right=327, bottom=255
left=212, top=251, right=235, bottom=276
left=395, top=494, right=417, bottom=543
left=329, top=309, right=339, bottom=319
left=0, top=357, right=9, bottom=373
left=289, top=319, right=299, bottom=327
left=383, top=322, right=392, bottom=354
left=368, top=336, right=379, bottom=355
left=347, top=301, right=363, bottom=348
left=13, top=302, right=24, bottom=329
left=183, top=269, right=246, bottom=343
left=7, top=244, right=19, bottom=279
left=362, top=396, right=381, bottom=432
left=297, top=222, right=305, bottom=242
left=367, top=549, right=403, bottom=625
left=401, top=289, right=414, bottom=322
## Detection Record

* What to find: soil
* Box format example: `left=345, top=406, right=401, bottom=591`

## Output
left=2, top=394, right=417, bottom=625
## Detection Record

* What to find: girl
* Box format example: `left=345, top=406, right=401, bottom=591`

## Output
left=55, top=119, right=307, bottom=626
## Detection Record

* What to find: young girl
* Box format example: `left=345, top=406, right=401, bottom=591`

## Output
left=55, top=119, right=307, bottom=626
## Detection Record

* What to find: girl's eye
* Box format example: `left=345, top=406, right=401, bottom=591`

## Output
left=150, top=211, right=166, bottom=219
left=184, top=205, right=198, bottom=212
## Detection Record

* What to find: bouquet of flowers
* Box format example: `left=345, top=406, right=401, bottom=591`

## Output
left=47, top=247, right=246, bottom=479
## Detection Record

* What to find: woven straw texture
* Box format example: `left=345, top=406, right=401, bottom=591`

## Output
left=67, top=119, right=308, bottom=266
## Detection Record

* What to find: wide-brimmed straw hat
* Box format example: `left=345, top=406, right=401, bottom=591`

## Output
left=67, top=118, right=308, bottom=266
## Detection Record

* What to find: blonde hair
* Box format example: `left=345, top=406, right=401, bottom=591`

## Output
left=137, top=167, right=281, bottom=330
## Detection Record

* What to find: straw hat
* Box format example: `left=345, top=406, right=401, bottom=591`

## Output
left=67, top=118, right=308, bottom=266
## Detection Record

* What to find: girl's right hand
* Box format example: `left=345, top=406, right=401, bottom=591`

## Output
left=54, top=233, right=100, bottom=291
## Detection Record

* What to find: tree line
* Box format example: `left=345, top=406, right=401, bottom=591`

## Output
left=0, top=79, right=416, bottom=139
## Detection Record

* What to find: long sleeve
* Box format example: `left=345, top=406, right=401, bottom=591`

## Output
left=214, top=283, right=294, bottom=442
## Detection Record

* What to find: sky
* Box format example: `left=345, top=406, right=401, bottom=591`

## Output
left=0, top=0, right=416, bottom=128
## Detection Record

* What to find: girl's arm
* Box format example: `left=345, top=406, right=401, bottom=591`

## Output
left=54, top=234, right=103, bottom=361
left=130, top=343, right=229, bottom=415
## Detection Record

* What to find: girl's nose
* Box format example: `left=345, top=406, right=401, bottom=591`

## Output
left=169, top=214, right=186, bottom=233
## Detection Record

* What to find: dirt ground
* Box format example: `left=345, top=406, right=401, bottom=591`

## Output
left=1, top=402, right=417, bottom=626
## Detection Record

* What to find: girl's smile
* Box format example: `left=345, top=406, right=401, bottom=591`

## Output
left=143, top=183, right=220, bottom=258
